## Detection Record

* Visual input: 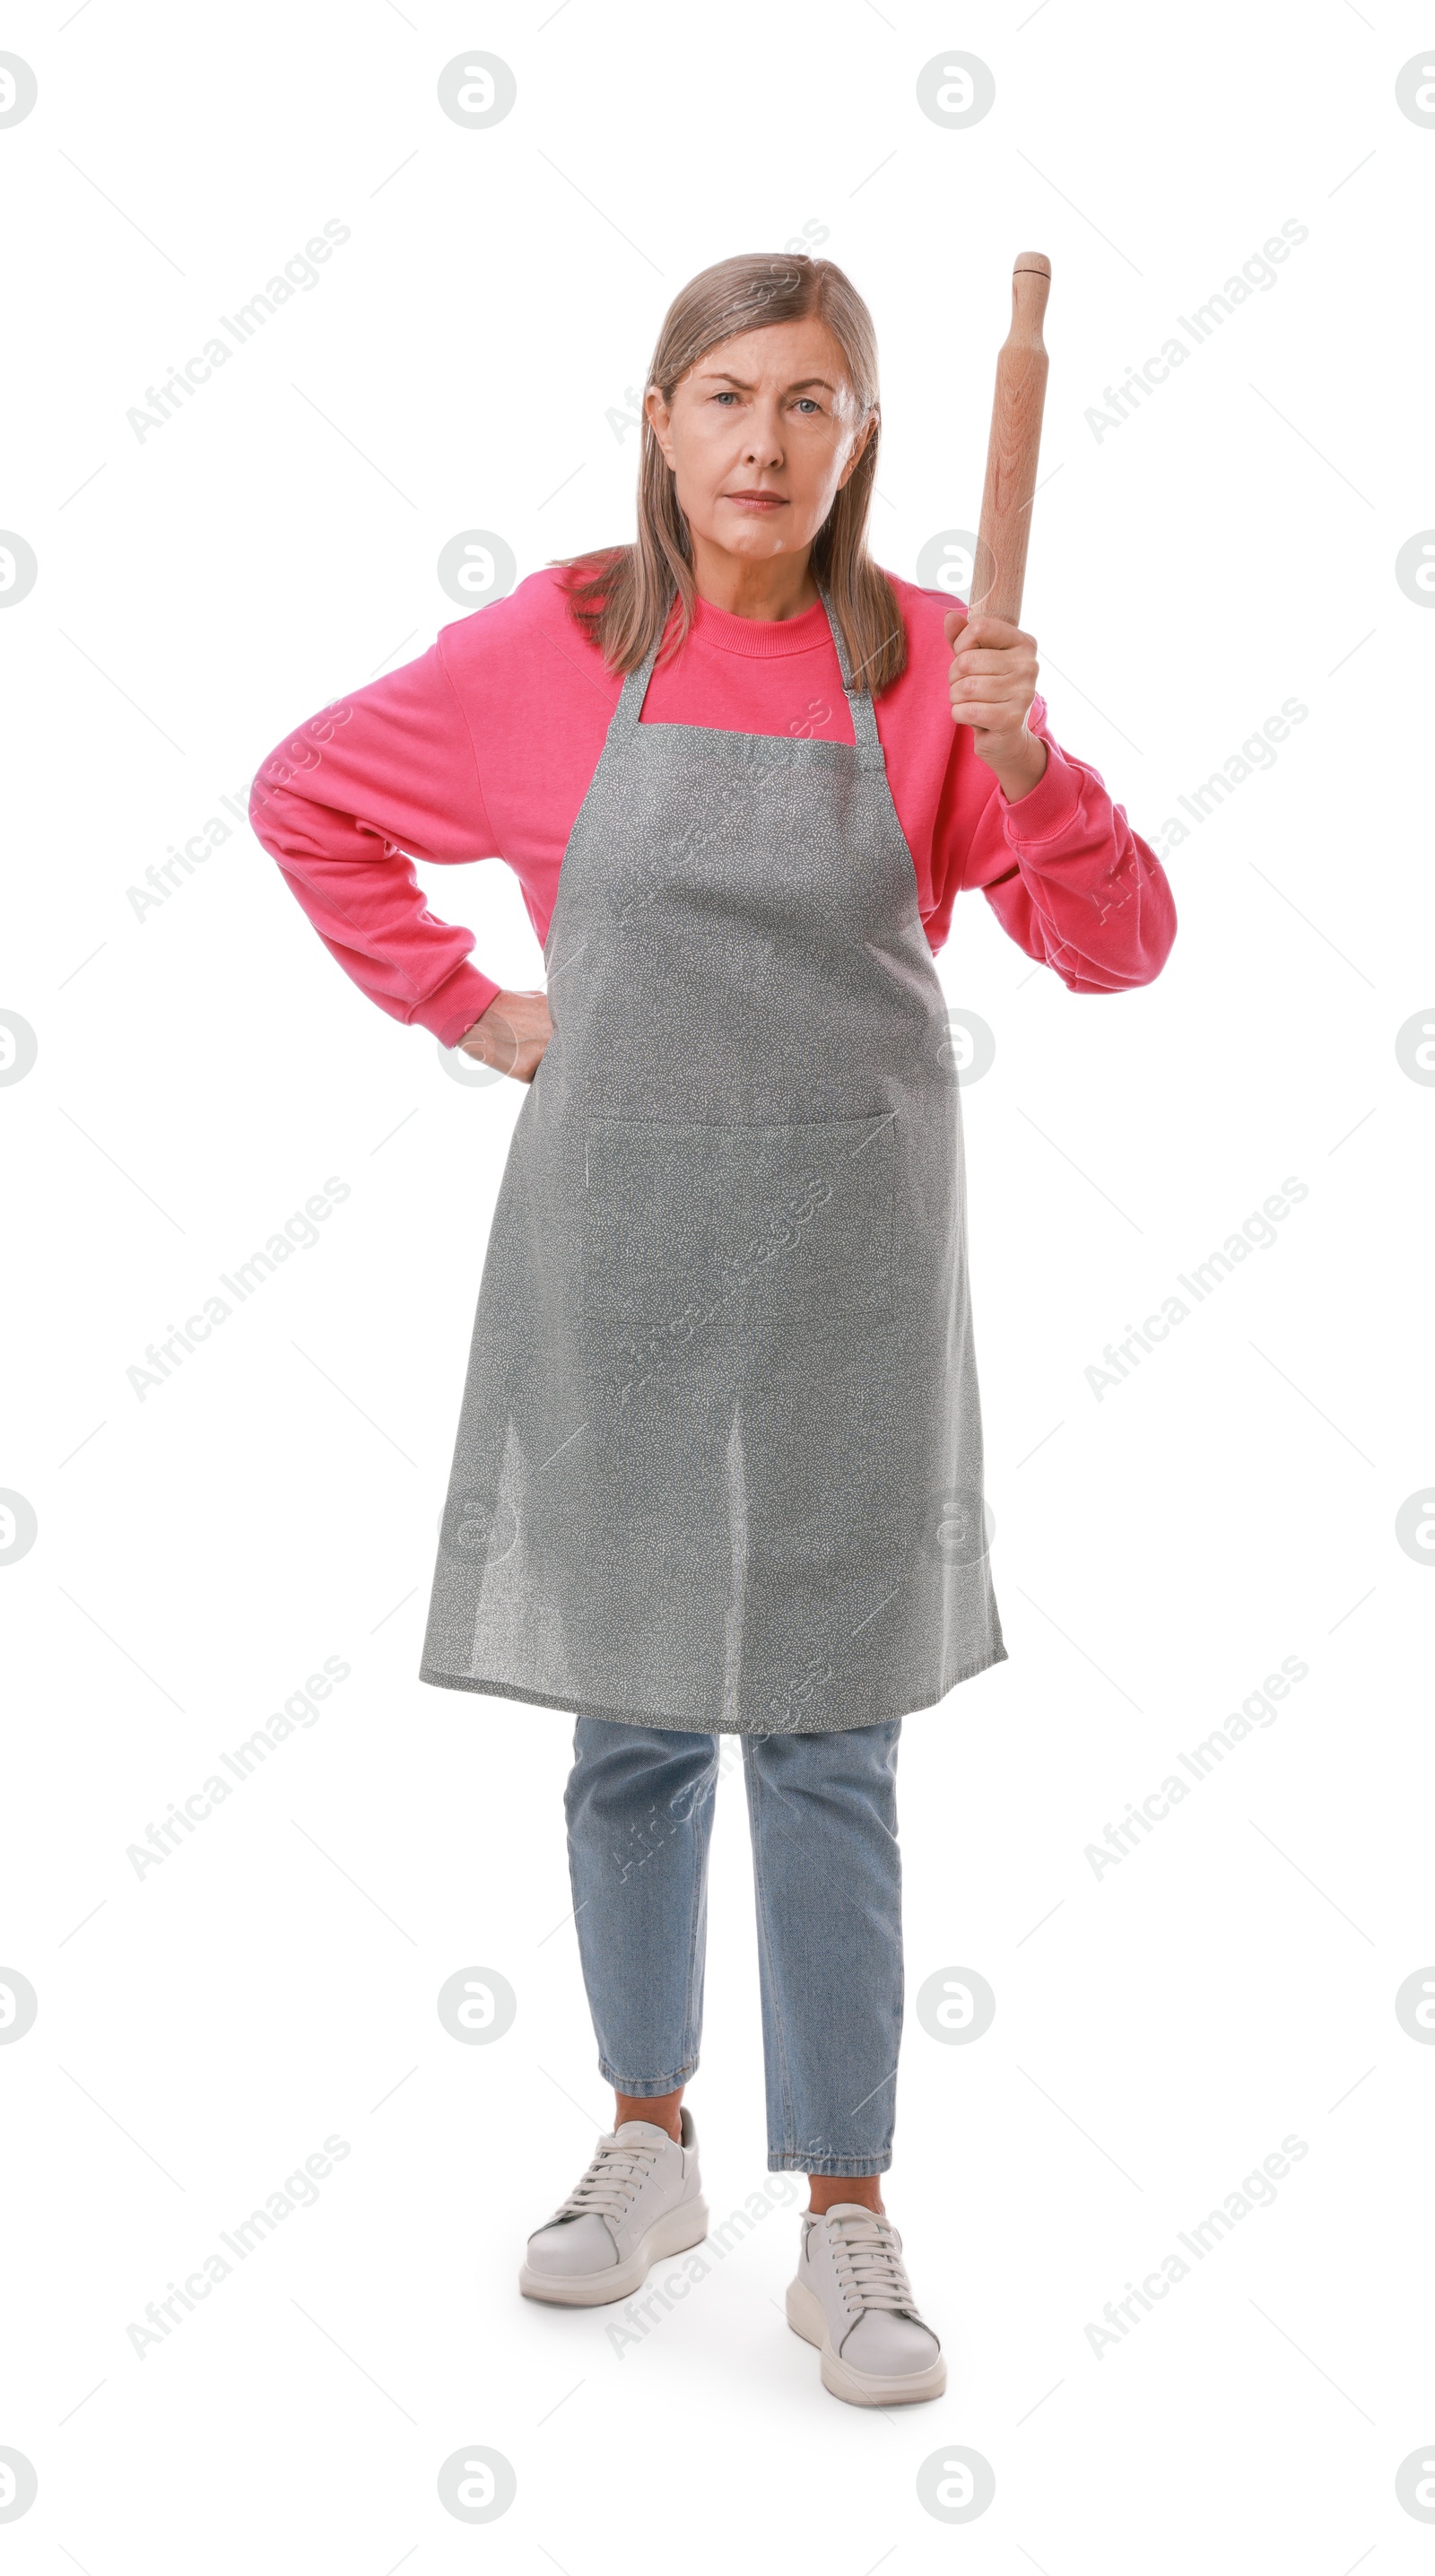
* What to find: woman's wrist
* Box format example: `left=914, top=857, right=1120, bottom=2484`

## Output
left=987, top=730, right=1049, bottom=804
left=457, top=1000, right=495, bottom=1049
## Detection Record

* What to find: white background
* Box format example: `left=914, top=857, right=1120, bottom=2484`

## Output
left=3, top=1, right=1432, bottom=2567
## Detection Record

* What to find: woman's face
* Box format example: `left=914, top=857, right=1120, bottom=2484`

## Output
left=646, top=316, right=874, bottom=565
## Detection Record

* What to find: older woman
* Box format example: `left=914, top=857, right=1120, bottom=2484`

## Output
left=252, top=251, right=1174, bottom=2407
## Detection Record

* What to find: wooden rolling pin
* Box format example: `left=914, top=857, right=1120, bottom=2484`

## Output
left=970, top=253, right=1052, bottom=624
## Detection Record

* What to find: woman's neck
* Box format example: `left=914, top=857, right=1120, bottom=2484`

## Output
left=688, top=535, right=820, bottom=622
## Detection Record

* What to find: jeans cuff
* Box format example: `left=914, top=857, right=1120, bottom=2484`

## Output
left=767, top=2150, right=893, bottom=2175
left=596, top=2056, right=700, bottom=2095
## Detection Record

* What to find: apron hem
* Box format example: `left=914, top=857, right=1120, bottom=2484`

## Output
left=416, top=1642, right=1008, bottom=1735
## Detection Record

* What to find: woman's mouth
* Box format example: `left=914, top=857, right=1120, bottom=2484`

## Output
left=723, top=491, right=787, bottom=510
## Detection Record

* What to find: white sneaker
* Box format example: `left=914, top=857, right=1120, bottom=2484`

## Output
left=519, top=2107, right=709, bottom=2307
left=787, top=2203, right=946, bottom=2406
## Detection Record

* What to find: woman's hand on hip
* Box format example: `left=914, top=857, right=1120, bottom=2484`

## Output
left=944, top=609, right=1048, bottom=804
left=457, top=988, right=552, bottom=1084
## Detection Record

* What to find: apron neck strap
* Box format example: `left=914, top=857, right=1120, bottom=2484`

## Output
left=816, top=583, right=884, bottom=764
left=613, top=635, right=663, bottom=732
left=611, top=581, right=885, bottom=766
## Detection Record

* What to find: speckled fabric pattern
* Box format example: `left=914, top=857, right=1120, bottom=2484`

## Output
left=419, top=587, right=1005, bottom=1732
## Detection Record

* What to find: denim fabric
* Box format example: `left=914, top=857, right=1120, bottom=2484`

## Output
left=564, top=1715, right=903, bottom=2174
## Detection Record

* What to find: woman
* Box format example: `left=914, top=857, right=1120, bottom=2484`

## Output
left=251, top=252, right=1175, bottom=2408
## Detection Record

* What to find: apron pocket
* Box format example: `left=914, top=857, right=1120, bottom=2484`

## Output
left=581, top=1116, right=894, bottom=1329
left=581, top=1120, right=735, bottom=1332
left=728, top=1116, right=896, bottom=1325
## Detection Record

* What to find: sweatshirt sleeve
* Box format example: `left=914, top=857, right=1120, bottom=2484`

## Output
left=248, top=636, right=502, bottom=1049
left=942, top=692, right=1177, bottom=994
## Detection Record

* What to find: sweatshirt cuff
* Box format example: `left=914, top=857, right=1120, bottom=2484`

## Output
left=413, top=961, right=503, bottom=1049
left=998, top=744, right=1084, bottom=847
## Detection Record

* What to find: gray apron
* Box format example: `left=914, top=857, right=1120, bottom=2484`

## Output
left=420, top=586, right=1005, bottom=1732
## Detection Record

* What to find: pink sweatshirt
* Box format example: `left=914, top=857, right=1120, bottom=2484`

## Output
left=249, top=566, right=1175, bottom=1048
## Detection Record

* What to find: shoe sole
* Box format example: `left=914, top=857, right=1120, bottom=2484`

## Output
left=786, top=2276, right=947, bottom=2406
left=518, top=2197, right=710, bottom=2307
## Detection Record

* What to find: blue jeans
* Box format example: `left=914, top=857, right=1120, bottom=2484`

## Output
left=564, top=1717, right=903, bottom=2175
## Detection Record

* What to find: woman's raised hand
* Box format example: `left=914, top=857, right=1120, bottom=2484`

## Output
left=944, top=608, right=1048, bottom=805
left=457, top=988, right=553, bottom=1084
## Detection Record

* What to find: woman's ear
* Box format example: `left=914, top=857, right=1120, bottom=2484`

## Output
left=836, top=409, right=878, bottom=489
left=644, top=386, right=675, bottom=466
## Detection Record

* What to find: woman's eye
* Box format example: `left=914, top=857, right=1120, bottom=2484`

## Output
left=714, top=390, right=738, bottom=405
left=794, top=397, right=821, bottom=415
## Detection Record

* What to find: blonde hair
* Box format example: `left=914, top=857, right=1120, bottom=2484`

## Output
left=552, top=252, right=906, bottom=697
